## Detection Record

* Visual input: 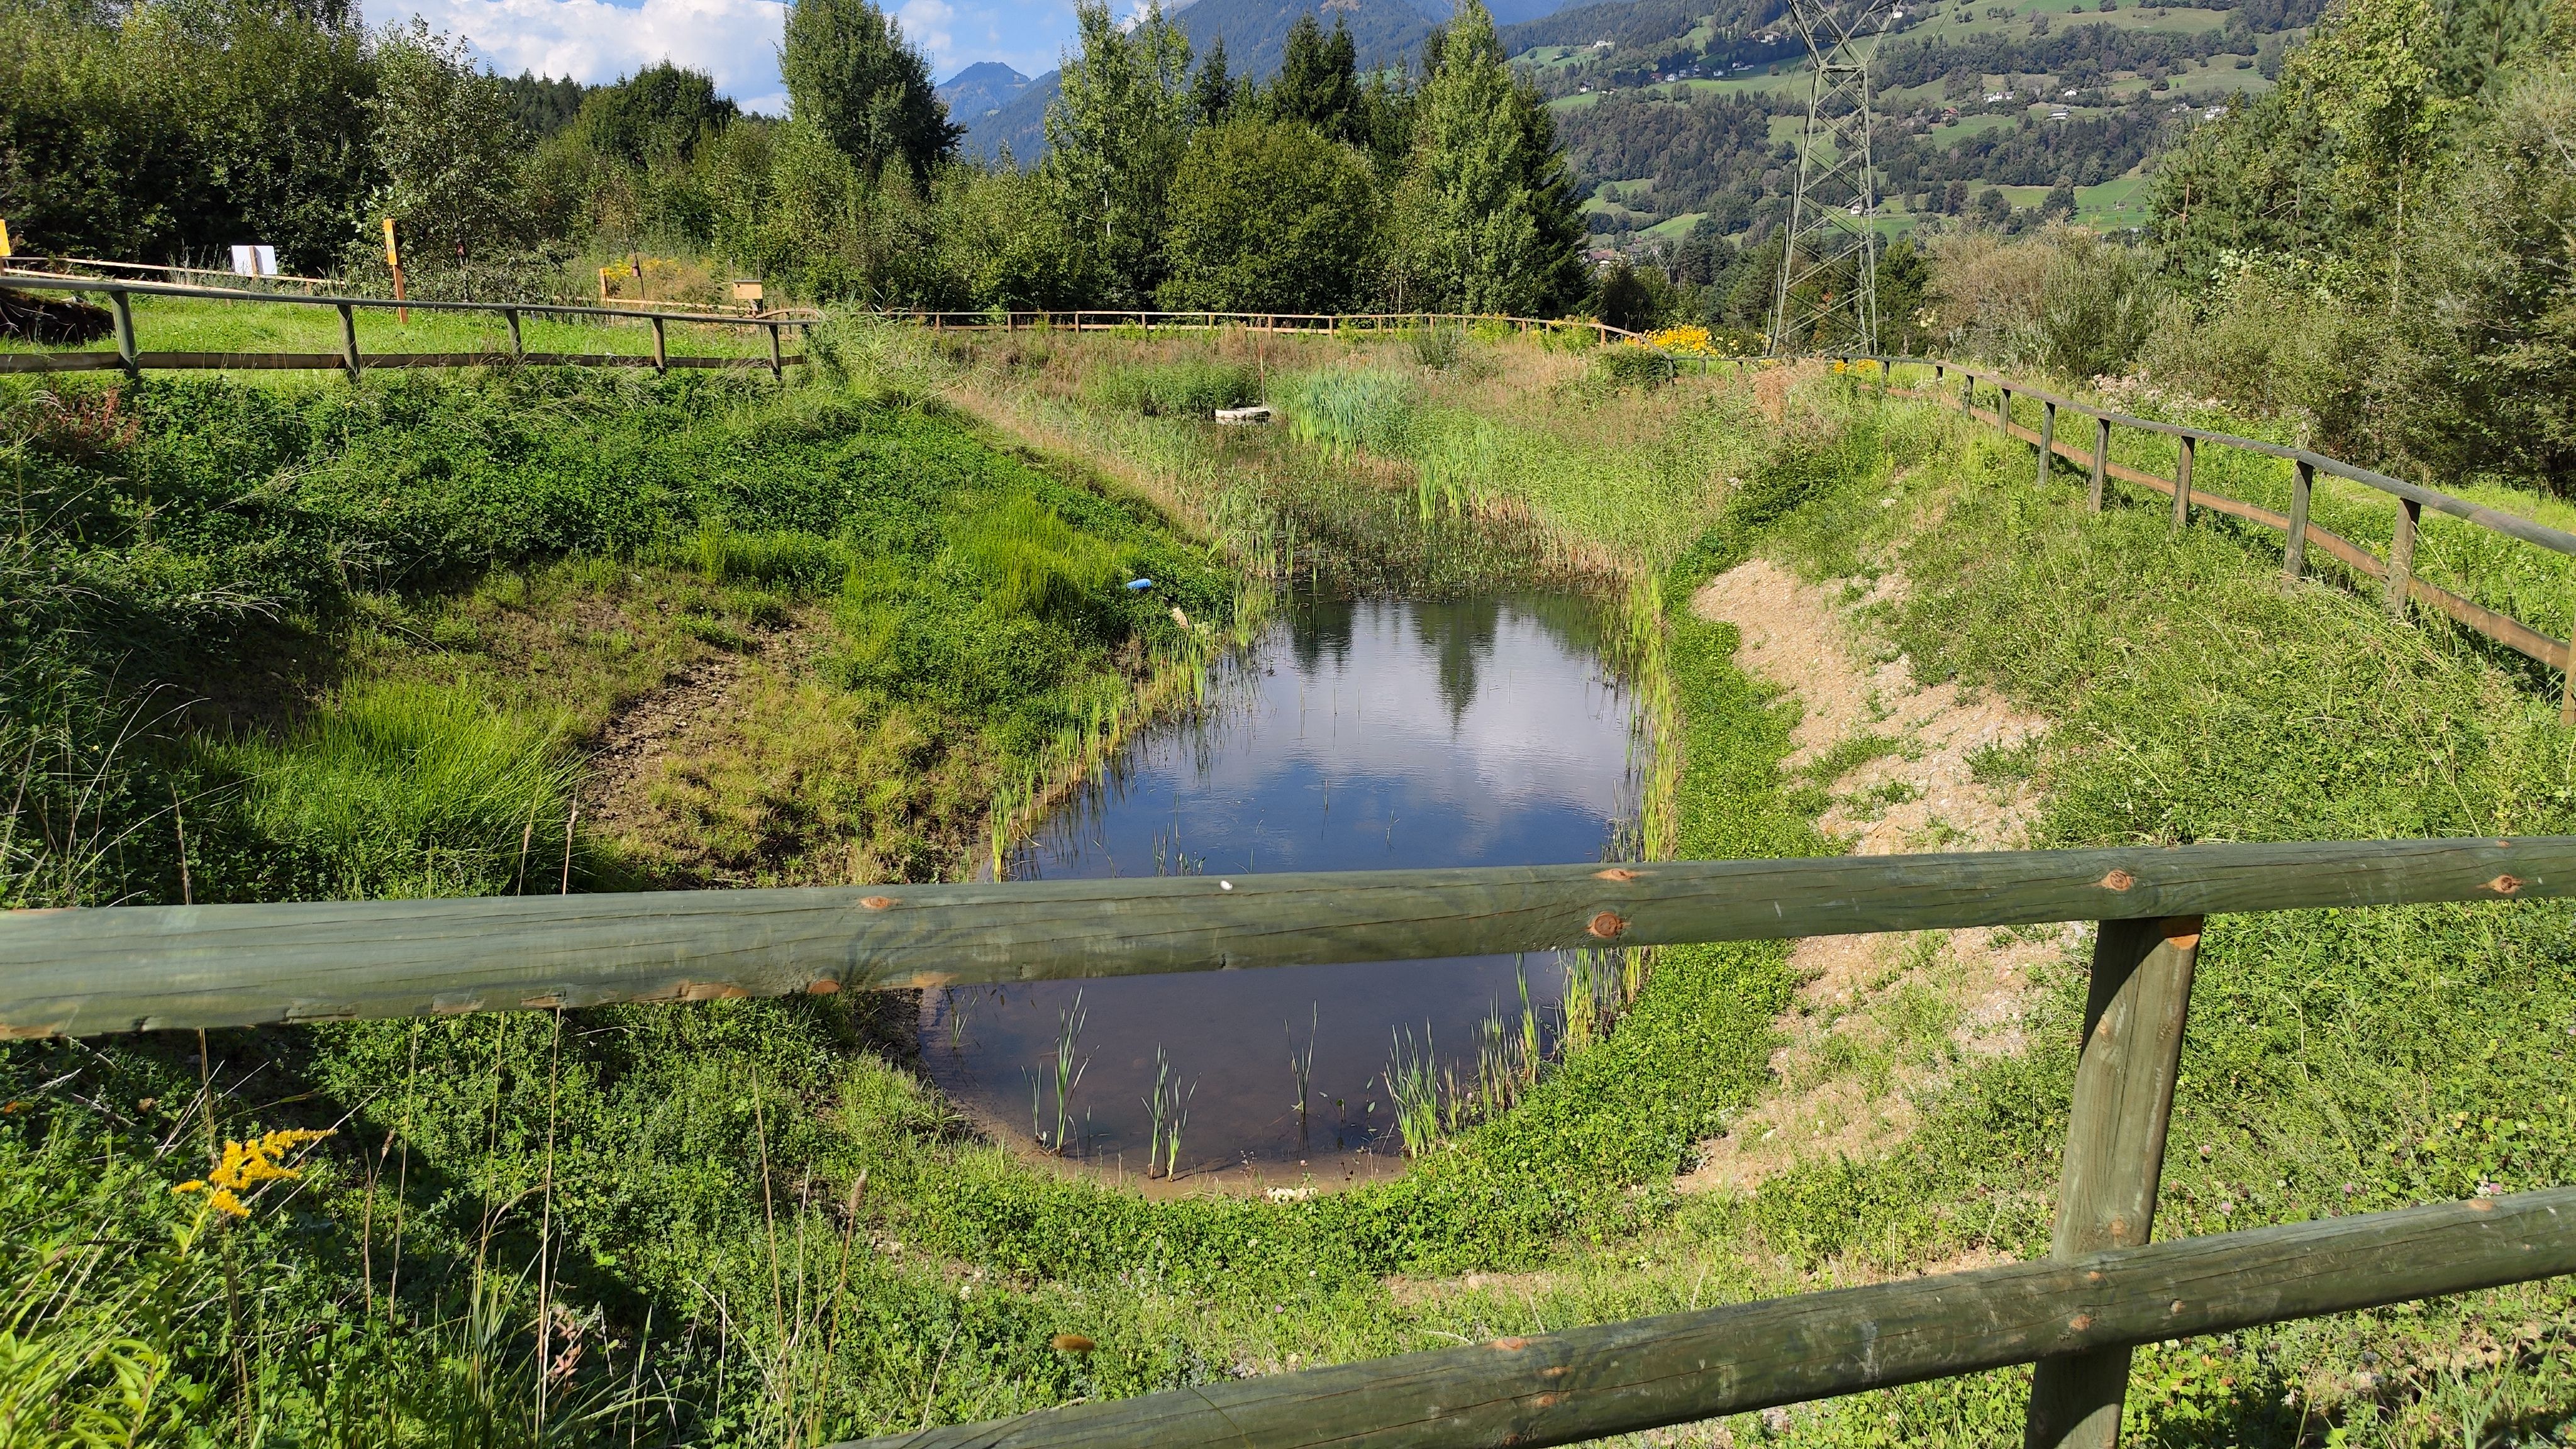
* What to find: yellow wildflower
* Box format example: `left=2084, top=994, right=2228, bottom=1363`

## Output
left=1643, top=325, right=1726, bottom=357
left=172, top=1128, right=333, bottom=1220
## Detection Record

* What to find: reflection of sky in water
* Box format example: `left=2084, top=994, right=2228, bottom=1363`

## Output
left=919, top=596, right=1645, bottom=1186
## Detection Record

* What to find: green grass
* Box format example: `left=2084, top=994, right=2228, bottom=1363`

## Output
left=0, top=292, right=782, bottom=365
left=16, top=337, right=2576, bottom=1446
left=1696, top=401, right=2576, bottom=1445
left=0, top=356, right=1245, bottom=1437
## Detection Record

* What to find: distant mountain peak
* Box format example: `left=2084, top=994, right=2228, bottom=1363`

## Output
left=942, top=60, right=1031, bottom=88
left=938, top=61, right=1036, bottom=123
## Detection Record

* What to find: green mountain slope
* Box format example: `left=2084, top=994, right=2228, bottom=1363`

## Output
left=1511, top=0, right=2324, bottom=247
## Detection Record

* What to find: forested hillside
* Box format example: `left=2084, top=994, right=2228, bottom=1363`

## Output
left=955, top=0, right=1458, bottom=161
left=1506, top=0, right=2328, bottom=251
left=0, top=0, right=1587, bottom=317
left=1902, top=0, right=2575, bottom=494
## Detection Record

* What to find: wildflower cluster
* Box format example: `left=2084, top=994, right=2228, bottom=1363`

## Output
left=1640, top=325, right=1733, bottom=357
left=174, top=1128, right=333, bottom=1218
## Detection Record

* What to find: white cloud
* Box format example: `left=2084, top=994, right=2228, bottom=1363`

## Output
left=375, top=0, right=1084, bottom=116
left=893, top=0, right=956, bottom=74
left=374, top=0, right=793, bottom=112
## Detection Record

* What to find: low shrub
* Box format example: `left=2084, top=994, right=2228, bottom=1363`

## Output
left=1590, top=345, right=1679, bottom=391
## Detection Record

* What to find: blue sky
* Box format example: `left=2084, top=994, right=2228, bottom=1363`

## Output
left=373, top=0, right=1072, bottom=114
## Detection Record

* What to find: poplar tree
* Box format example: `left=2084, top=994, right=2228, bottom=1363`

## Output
left=1397, top=0, right=1584, bottom=314
left=780, top=0, right=961, bottom=184
left=1044, top=0, right=1194, bottom=303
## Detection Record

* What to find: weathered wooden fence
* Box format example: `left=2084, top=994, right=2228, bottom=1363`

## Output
left=884, top=307, right=1645, bottom=342
left=0, top=272, right=815, bottom=378
left=7, top=837, right=2575, bottom=1448
left=1834, top=356, right=2576, bottom=724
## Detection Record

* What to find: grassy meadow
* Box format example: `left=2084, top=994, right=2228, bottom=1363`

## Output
left=8, top=321, right=2576, bottom=1446
left=0, top=291, right=788, bottom=366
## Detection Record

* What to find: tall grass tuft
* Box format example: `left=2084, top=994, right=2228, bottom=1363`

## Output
left=1084, top=360, right=1260, bottom=417
left=1274, top=369, right=1416, bottom=459
left=1404, top=326, right=1464, bottom=372
left=1043, top=992, right=1090, bottom=1155
left=1382, top=1025, right=1440, bottom=1157
left=218, top=682, right=580, bottom=900
left=946, top=490, right=1126, bottom=621
left=1287, top=1007, right=1316, bottom=1145
left=681, top=519, right=850, bottom=594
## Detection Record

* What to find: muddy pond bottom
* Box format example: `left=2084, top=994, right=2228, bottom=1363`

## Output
left=919, top=595, right=1645, bottom=1194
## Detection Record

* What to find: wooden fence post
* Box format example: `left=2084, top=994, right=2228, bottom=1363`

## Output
left=338, top=303, right=360, bottom=382
left=2038, top=401, right=2057, bottom=488
left=2172, top=435, right=2194, bottom=533
left=767, top=321, right=783, bottom=380
left=502, top=308, right=523, bottom=359
left=2389, top=497, right=2421, bottom=618
left=1962, top=372, right=1975, bottom=416
left=2284, top=460, right=2314, bottom=579
left=2089, top=416, right=2109, bottom=514
left=650, top=315, right=667, bottom=375
left=108, top=289, right=137, bottom=375
left=2023, top=915, right=2203, bottom=1449
left=2562, top=628, right=2576, bottom=728
left=2000, top=386, right=2013, bottom=437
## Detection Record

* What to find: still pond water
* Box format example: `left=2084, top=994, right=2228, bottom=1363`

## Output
left=918, top=595, right=1645, bottom=1190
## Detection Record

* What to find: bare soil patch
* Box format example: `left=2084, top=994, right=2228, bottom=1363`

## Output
left=1678, top=558, right=2070, bottom=1194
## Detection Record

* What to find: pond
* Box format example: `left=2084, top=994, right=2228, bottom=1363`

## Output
left=918, top=594, right=1647, bottom=1192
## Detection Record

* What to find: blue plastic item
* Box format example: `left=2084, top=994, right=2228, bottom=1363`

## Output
left=1124, top=578, right=1155, bottom=591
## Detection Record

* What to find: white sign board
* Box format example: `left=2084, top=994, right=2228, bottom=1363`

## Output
left=229, top=245, right=279, bottom=277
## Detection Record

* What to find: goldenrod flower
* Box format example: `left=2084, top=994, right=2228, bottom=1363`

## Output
left=172, top=1129, right=332, bottom=1220
left=1643, top=325, right=1726, bottom=357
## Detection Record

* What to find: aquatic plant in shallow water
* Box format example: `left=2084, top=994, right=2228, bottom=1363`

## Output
left=1383, top=1025, right=1440, bottom=1157
left=1045, top=993, right=1089, bottom=1155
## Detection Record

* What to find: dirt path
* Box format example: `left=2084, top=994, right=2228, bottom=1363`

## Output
left=577, top=609, right=843, bottom=883
left=578, top=649, right=760, bottom=840
left=1676, top=558, right=2069, bottom=1194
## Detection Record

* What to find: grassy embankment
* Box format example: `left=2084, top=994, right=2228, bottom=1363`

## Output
left=0, top=348, right=1249, bottom=1441
left=3, top=321, right=1902, bottom=1443
left=963, top=331, right=2576, bottom=1446
left=1643, top=371, right=2576, bottom=1446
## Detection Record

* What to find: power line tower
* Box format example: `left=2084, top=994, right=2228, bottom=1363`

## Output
left=1766, top=0, right=1897, bottom=357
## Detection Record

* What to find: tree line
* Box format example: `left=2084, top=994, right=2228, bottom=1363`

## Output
left=0, top=0, right=1587, bottom=315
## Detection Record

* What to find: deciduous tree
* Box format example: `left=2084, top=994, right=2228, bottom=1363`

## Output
left=781, top=0, right=960, bottom=184
left=1159, top=118, right=1377, bottom=311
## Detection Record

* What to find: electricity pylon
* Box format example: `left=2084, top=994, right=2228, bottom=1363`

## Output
left=1766, top=0, right=1897, bottom=357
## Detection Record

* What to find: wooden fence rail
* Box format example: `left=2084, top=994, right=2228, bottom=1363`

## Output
left=884, top=307, right=1640, bottom=342
left=7, top=838, right=2576, bottom=1445
left=0, top=272, right=816, bottom=379
left=1823, top=355, right=2576, bottom=723
left=3, top=837, right=2562, bottom=1038
left=833, top=1187, right=2576, bottom=1449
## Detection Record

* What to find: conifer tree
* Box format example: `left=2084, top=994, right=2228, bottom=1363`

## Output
left=1397, top=0, right=1584, bottom=314
left=1269, top=14, right=1363, bottom=145
left=1191, top=37, right=1236, bottom=126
